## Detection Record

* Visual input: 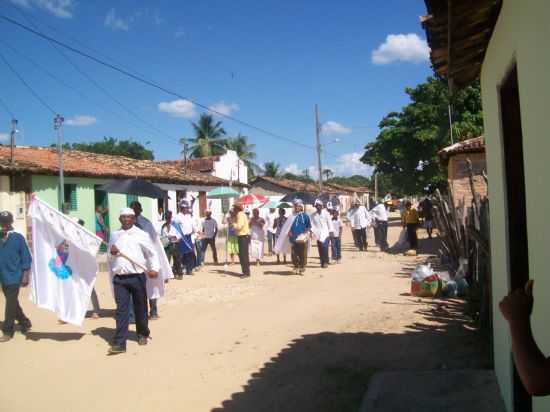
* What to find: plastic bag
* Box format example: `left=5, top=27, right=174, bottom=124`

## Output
left=393, top=228, right=408, bottom=249
left=411, top=264, right=434, bottom=281
left=411, top=273, right=442, bottom=297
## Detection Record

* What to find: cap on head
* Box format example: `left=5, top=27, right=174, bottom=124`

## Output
left=314, top=199, right=323, bottom=207
left=326, top=201, right=333, bottom=210
left=0, top=210, right=14, bottom=225
left=119, top=207, right=135, bottom=217
left=179, top=200, right=190, bottom=209
left=292, top=199, right=303, bottom=206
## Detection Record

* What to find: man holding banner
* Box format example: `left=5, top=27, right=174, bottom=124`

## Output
left=0, top=211, right=32, bottom=342
left=108, top=208, right=159, bottom=354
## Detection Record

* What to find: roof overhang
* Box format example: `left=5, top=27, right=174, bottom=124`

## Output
left=422, top=0, right=502, bottom=89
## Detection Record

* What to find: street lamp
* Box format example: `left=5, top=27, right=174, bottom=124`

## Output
left=53, top=114, right=65, bottom=211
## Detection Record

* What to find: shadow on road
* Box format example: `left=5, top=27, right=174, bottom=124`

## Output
left=211, top=298, right=490, bottom=412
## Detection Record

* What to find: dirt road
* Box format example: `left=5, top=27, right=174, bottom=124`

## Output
left=0, top=221, right=486, bottom=412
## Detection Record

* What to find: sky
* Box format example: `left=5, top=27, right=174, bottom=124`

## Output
left=0, top=0, right=432, bottom=177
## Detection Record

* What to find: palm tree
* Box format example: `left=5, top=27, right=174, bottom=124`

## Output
left=323, top=168, right=334, bottom=181
left=184, top=113, right=227, bottom=158
left=263, top=161, right=280, bottom=177
left=224, top=133, right=260, bottom=178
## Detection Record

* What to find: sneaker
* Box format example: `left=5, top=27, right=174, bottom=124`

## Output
left=20, top=323, right=32, bottom=334
left=138, top=336, right=149, bottom=346
left=0, top=334, right=13, bottom=342
left=108, top=345, right=126, bottom=355
left=149, top=314, right=159, bottom=320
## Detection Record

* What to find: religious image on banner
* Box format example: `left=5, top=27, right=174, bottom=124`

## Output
left=28, top=197, right=102, bottom=326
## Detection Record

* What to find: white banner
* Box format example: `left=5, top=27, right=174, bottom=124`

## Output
left=28, top=198, right=102, bottom=326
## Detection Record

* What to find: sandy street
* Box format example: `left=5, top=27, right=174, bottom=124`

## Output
left=0, top=220, right=486, bottom=412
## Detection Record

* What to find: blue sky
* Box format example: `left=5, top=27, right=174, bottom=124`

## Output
left=0, top=0, right=432, bottom=177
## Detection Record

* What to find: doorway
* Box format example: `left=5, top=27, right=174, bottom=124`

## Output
left=499, top=65, right=531, bottom=412
left=94, top=186, right=109, bottom=251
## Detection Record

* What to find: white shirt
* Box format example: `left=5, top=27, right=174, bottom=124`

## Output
left=265, top=212, right=277, bottom=234
left=332, top=219, right=342, bottom=236
left=108, top=225, right=160, bottom=275
left=202, top=218, right=218, bottom=239
left=174, top=212, right=195, bottom=235
left=310, top=209, right=334, bottom=242
left=161, top=223, right=181, bottom=243
left=347, top=205, right=371, bottom=229
left=370, top=204, right=389, bottom=222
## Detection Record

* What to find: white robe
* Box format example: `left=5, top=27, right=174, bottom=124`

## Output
left=274, top=214, right=295, bottom=254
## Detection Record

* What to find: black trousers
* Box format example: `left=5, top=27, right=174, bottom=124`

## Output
left=353, top=228, right=367, bottom=250
left=166, top=243, right=182, bottom=276
left=202, top=237, right=218, bottom=264
left=112, top=273, right=149, bottom=348
left=2, top=284, right=30, bottom=337
left=291, top=242, right=307, bottom=269
left=376, top=221, right=389, bottom=250
left=317, top=238, right=330, bottom=265
left=406, top=224, right=418, bottom=249
left=237, top=235, right=250, bottom=276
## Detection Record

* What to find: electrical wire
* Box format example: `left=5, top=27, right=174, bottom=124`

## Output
left=0, top=94, right=15, bottom=118
left=0, top=15, right=324, bottom=152
left=6, top=7, right=181, bottom=145
left=0, top=48, right=56, bottom=115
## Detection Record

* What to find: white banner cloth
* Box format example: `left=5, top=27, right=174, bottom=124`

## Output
left=28, top=198, right=102, bottom=326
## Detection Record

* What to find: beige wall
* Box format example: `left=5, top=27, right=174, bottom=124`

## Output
left=480, top=0, right=550, bottom=410
left=0, top=176, right=28, bottom=235
left=447, top=152, right=488, bottom=209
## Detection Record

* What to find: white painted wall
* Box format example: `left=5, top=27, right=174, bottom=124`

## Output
left=212, top=150, right=248, bottom=185
left=0, top=176, right=27, bottom=235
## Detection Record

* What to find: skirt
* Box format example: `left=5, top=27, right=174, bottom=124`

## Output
left=227, top=235, right=239, bottom=255
left=250, top=239, right=264, bottom=260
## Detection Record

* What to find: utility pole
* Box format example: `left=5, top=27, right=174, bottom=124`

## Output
left=315, top=104, right=323, bottom=192
left=54, top=114, right=65, bottom=212
left=10, top=118, right=17, bottom=165
left=182, top=140, right=189, bottom=174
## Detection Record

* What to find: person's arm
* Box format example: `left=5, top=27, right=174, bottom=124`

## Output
left=139, top=233, right=160, bottom=277
left=500, top=280, right=550, bottom=396
left=19, top=236, right=32, bottom=287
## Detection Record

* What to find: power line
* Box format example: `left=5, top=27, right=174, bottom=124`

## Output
left=1, top=15, right=324, bottom=153
left=0, top=48, right=56, bottom=115
left=6, top=7, right=181, bottom=145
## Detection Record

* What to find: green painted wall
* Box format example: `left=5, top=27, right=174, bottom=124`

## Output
left=480, top=1, right=550, bottom=410
left=31, top=175, right=154, bottom=235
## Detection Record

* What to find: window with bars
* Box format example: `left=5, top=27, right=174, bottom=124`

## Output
left=64, top=184, right=77, bottom=211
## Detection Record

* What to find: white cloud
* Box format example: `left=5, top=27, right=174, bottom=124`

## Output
left=104, top=8, right=163, bottom=31
left=208, top=101, right=239, bottom=116
left=322, top=121, right=352, bottom=135
left=371, top=33, right=430, bottom=65
left=10, top=0, right=74, bottom=18
left=325, top=152, right=373, bottom=177
left=284, top=163, right=301, bottom=175
left=104, top=8, right=130, bottom=31
left=158, top=99, right=196, bottom=118
left=0, top=133, right=9, bottom=142
left=65, top=115, right=97, bottom=126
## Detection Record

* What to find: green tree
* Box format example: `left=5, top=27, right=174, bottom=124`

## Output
left=224, top=133, right=259, bottom=179
left=282, top=172, right=314, bottom=184
left=322, top=168, right=334, bottom=181
left=263, top=161, right=281, bottom=177
left=52, top=137, right=154, bottom=160
left=361, top=76, right=483, bottom=194
left=185, top=113, right=227, bottom=158
left=327, top=174, right=372, bottom=188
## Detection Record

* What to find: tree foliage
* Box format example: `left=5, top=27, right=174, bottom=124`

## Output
left=183, top=113, right=227, bottom=158
left=361, top=76, right=483, bottom=195
left=327, top=175, right=372, bottom=188
left=282, top=172, right=314, bottom=184
left=224, top=133, right=259, bottom=180
left=263, top=161, right=281, bottom=177
left=54, top=137, right=154, bottom=160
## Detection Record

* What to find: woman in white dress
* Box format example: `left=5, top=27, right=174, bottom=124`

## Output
left=249, top=208, right=266, bottom=265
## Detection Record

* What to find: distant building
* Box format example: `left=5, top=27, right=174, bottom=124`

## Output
left=0, top=145, right=232, bottom=237
left=250, top=176, right=371, bottom=211
left=438, top=136, right=487, bottom=209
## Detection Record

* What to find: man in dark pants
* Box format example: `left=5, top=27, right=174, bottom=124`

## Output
left=231, top=203, right=250, bottom=277
left=0, top=211, right=32, bottom=342
left=108, top=208, right=159, bottom=354
left=201, top=210, right=218, bottom=264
